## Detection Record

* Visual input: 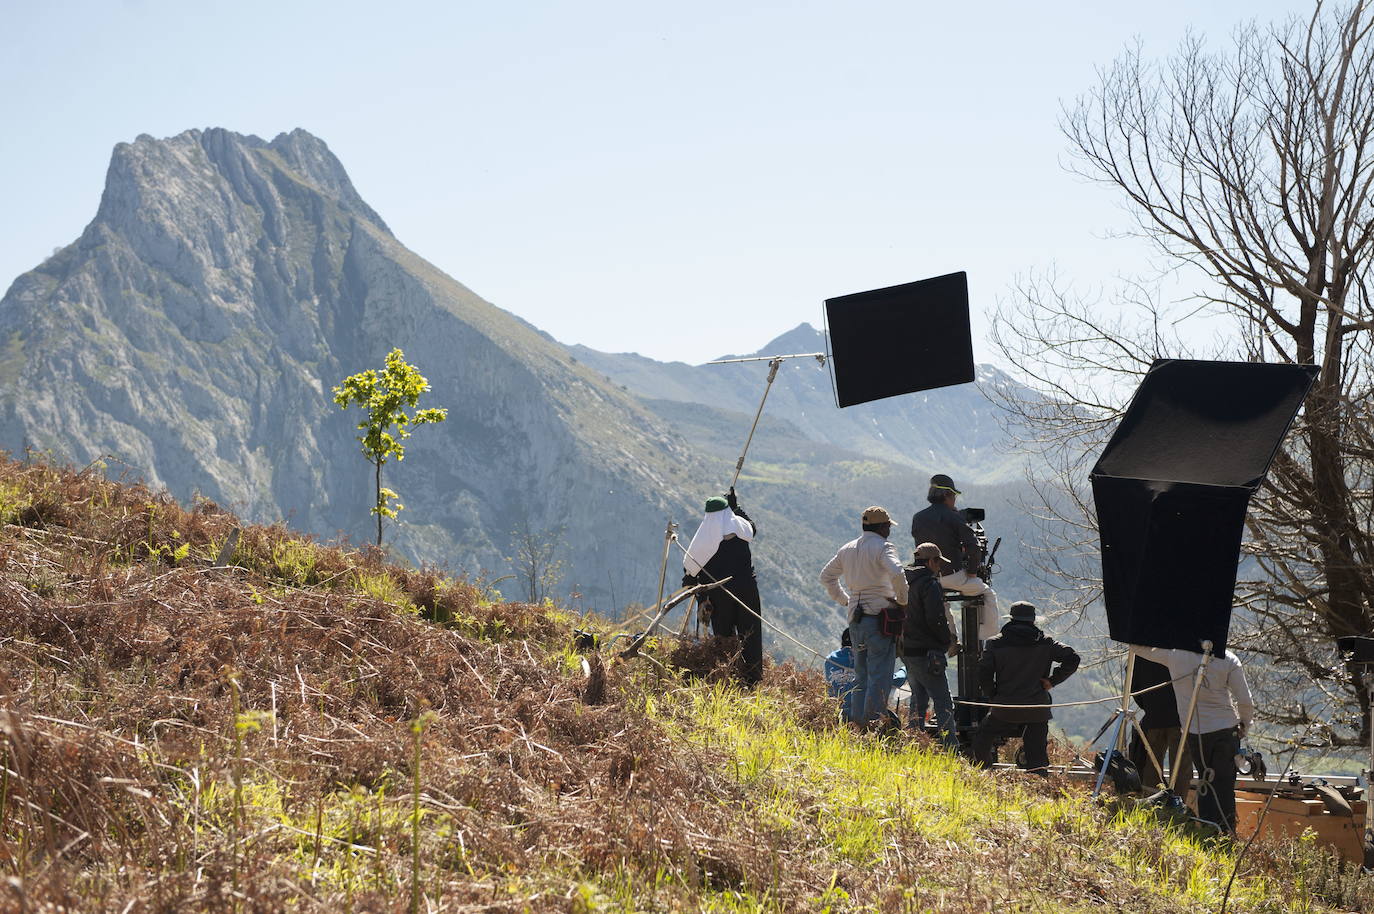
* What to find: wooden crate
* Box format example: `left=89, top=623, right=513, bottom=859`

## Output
left=1236, top=791, right=1366, bottom=863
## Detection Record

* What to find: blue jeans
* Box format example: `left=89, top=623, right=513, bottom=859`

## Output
left=850, top=614, right=895, bottom=725
left=903, top=655, right=958, bottom=748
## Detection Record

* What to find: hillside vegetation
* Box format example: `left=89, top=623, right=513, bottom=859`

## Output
left=0, top=456, right=1367, bottom=912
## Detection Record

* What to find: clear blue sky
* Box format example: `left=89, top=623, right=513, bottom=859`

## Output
left=1, top=0, right=1312, bottom=366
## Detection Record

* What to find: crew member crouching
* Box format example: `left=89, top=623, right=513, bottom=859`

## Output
left=972, top=601, right=1079, bottom=775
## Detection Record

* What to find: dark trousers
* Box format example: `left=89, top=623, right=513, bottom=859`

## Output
left=972, top=713, right=1050, bottom=775
left=1188, top=727, right=1240, bottom=833
left=902, top=655, right=957, bottom=748
left=709, top=590, right=763, bottom=685
left=1128, top=726, right=1184, bottom=790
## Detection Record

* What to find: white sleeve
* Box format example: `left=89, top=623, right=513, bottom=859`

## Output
left=820, top=549, right=848, bottom=606
left=882, top=542, right=909, bottom=605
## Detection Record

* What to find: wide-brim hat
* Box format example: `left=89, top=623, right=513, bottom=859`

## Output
left=929, top=473, right=962, bottom=496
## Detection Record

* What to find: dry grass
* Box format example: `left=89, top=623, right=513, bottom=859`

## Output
left=0, top=454, right=1366, bottom=912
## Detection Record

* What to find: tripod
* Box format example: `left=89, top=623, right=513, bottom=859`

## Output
left=1089, top=647, right=1166, bottom=797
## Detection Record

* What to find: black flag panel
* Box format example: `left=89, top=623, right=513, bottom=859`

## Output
left=1092, top=359, right=1317, bottom=654
left=824, top=272, right=974, bottom=408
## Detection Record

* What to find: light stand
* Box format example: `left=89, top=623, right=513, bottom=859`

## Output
left=652, top=519, right=679, bottom=633
left=1169, top=640, right=1215, bottom=796
left=1089, top=647, right=1165, bottom=797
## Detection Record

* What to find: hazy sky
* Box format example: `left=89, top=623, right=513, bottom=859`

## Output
left=1, top=0, right=1313, bottom=366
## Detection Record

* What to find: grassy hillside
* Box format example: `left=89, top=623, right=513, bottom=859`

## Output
left=0, top=456, right=1367, bottom=912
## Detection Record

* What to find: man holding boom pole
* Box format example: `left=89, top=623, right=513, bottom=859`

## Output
left=682, top=488, right=764, bottom=686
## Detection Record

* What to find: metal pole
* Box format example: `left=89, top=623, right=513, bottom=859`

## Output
left=653, top=519, right=677, bottom=626
left=732, top=358, right=781, bottom=488
left=1117, top=647, right=1137, bottom=753
left=1092, top=647, right=1139, bottom=798
left=1093, top=712, right=1127, bottom=796
left=1169, top=640, right=1215, bottom=794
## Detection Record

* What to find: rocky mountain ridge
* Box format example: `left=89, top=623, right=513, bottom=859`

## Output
left=0, top=127, right=1037, bottom=658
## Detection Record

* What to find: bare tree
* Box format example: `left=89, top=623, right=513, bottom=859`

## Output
left=992, top=1, right=1374, bottom=744
left=510, top=521, right=566, bottom=605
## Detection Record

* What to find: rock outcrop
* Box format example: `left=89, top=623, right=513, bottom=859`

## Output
left=0, top=128, right=701, bottom=607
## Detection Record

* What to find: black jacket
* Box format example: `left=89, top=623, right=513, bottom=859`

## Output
left=910, top=502, right=982, bottom=575
left=1131, top=656, right=1180, bottom=729
left=900, top=564, right=952, bottom=656
left=977, top=620, right=1080, bottom=723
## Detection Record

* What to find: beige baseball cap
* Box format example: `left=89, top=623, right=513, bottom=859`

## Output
left=914, top=542, right=950, bottom=564
left=861, top=506, right=896, bottom=526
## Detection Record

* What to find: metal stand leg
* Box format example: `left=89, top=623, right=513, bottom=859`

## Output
left=1093, top=711, right=1126, bottom=797
left=1169, top=641, right=1215, bottom=795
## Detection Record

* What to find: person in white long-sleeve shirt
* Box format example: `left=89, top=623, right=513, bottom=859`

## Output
left=820, top=506, right=910, bottom=728
left=1132, top=643, right=1255, bottom=833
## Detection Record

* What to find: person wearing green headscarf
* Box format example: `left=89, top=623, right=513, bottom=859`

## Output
left=682, top=487, right=763, bottom=685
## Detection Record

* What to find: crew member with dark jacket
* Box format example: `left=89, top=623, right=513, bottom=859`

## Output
left=910, top=473, right=1000, bottom=640
left=972, top=601, right=1080, bottom=774
left=683, top=487, right=763, bottom=685
left=901, top=542, right=959, bottom=747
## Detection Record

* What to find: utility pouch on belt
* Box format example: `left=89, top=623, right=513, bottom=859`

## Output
left=926, top=649, right=947, bottom=676
left=879, top=603, right=906, bottom=638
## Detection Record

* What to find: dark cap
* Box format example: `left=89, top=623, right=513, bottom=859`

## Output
left=914, top=542, right=950, bottom=564
left=704, top=496, right=729, bottom=513
left=1009, top=601, right=1036, bottom=621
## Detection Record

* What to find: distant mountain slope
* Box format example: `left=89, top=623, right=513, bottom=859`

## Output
left=0, top=127, right=1047, bottom=663
left=571, top=323, right=1031, bottom=483
left=0, top=127, right=705, bottom=612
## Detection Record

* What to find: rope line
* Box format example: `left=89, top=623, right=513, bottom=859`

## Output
left=952, top=675, right=1184, bottom=710
left=669, top=533, right=832, bottom=666
left=657, top=514, right=1197, bottom=715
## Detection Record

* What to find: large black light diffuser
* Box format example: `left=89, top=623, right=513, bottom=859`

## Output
left=1092, top=359, right=1317, bottom=654
left=824, top=272, right=974, bottom=408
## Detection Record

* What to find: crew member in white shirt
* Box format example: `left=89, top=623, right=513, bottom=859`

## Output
left=820, top=506, right=909, bottom=728
left=1132, top=642, right=1255, bottom=833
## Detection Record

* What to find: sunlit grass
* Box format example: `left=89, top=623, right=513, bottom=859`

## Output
left=648, top=681, right=1314, bottom=912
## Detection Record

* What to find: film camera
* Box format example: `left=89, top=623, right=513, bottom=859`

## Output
left=959, top=507, right=1001, bottom=583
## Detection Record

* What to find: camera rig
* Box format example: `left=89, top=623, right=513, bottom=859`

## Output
left=947, top=507, right=1000, bottom=737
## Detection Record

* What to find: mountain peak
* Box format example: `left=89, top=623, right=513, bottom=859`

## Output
left=95, top=127, right=389, bottom=238
left=756, top=322, right=824, bottom=356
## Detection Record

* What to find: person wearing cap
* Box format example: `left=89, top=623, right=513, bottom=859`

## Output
left=682, top=487, right=763, bottom=686
left=972, top=601, right=1080, bottom=775
left=1130, top=642, right=1254, bottom=834
left=910, top=473, right=1000, bottom=640
left=901, top=543, right=959, bottom=747
left=819, top=506, right=910, bottom=728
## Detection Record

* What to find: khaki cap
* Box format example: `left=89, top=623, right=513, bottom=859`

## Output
left=861, top=506, right=896, bottom=526
left=914, top=542, right=950, bottom=564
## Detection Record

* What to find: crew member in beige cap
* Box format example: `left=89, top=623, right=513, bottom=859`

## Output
left=819, top=506, right=909, bottom=727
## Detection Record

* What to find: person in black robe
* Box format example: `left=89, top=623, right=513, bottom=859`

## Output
left=682, top=488, right=763, bottom=685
